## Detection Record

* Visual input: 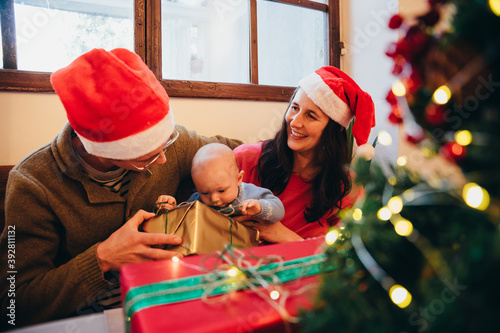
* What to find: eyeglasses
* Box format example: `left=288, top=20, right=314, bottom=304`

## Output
left=126, top=130, right=179, bottom=171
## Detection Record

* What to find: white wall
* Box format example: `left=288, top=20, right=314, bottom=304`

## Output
left=344, top=0, right=400, bottom=173
left=0, top=92, right=287, bottom=165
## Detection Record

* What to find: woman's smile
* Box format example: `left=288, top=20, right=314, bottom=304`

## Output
left=290, top=129, right=307, bottom=139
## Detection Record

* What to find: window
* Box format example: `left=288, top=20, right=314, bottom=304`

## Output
left=0, top=0, right=340, bottom=101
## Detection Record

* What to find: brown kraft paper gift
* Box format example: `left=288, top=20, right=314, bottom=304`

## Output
left=141, top=201, right=259, bottom=255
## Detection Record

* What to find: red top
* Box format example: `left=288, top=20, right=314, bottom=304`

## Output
left=234, top=142, right=355, bottom=239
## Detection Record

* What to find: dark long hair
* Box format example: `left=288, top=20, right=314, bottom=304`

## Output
left=257, top=90, right=352, bottom=223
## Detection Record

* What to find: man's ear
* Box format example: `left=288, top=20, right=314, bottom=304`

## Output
left=237, top=170, right=245, bottom=185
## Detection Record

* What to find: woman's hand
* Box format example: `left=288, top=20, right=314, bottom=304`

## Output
left=233, top=216, right=303, bottom=243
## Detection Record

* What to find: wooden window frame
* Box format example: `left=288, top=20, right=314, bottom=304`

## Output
left=0, top=0, right=341, bottom=101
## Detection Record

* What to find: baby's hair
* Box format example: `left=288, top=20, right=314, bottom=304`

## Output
left=192, top=143, right=239, bottom=173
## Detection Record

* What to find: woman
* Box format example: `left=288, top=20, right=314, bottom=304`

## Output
left=234, top=66, right=376, bottom=243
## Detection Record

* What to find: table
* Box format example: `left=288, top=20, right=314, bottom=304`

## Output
left=5, top=308, right=124, bottom=333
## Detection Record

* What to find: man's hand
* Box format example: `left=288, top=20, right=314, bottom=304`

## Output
left=96, top=210, right=183, bottom=272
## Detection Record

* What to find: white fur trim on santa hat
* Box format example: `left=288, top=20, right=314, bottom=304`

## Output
left=299, top=72, right=353, bottom=128
left=355, top=143, right=375, bottom=160
left=79, top=110, right=176, bottom=160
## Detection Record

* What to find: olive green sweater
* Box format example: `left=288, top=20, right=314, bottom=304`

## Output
left=0, top=123, right=241, bottom=328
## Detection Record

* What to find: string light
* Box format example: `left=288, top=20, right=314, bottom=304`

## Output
left=270, top=290, right=280, bottom=300
left=378, top=131, right=393, bottom=146
left=387, top=196, right=403, bottom=214
left=172, top=256, right=180, bottom=263
left=388, top=176, right=397, bottom=186
left=377, top=207, right=392, bottom=221
left=389, top=284, right=412, bottom=308
left=455, top=130, right=472, bottom=146
left=227, top=267, right=239, bottom=277
left=432, top=85, right=451, bottom=105
left=463, top=183, right=490, bottom=210
left=397, top=156, right=407, bottom=166
left=325, top=229, right=340, bottom=245
left=392, top=80, right=407, bottom=97
left=352, top=208, right=363, bottom=221
left=394, top=218, right=413, bottom=237
left=489, top=0, right=500, bottom=16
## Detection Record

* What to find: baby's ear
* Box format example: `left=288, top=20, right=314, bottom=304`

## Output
left=237, top=170, right=245, bottom=185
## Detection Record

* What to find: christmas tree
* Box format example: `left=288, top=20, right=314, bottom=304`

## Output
left=302, top=0, right=500, bottom=332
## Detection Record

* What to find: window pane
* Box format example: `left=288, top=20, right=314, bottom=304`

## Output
left=161, top=0, right=250, bottom=84
left=257, top=1, right=328, bottom=86
left=14, top=0, right=133, bottom=72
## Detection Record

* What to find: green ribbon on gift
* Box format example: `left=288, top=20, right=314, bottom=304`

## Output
left=123, top=252, right=333, bottom=329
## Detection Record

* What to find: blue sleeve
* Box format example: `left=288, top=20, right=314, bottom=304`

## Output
left=240, top=183, right=285, bottom=223
left=187, top=192, right=201, bottom=203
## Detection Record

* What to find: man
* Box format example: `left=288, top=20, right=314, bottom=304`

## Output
left=0, top=48, right=241, bottom=329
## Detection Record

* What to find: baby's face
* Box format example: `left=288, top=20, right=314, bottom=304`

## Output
left=192, top=160, right=242, bottom=208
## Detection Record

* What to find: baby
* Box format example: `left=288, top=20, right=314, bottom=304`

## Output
left=156, top=143, right=284, bottom=223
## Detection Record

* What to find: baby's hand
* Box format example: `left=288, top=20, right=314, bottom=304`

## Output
left=156, top=195, right=177, bottom=211
left=240, top=199, right=261, bottom=216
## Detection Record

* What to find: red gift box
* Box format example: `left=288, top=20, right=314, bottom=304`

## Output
left=120, top=237, right=330, bottom=333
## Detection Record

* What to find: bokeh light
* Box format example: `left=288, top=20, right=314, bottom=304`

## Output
left=432, top=86, right=451, bottom=105
left=392, top=80, right=407, bottom=97
left=394, top=219, right=413, bottom=236
left=455, top=130, right=472, bottom=146
left=397, top=156, right=408, bottom=166
left=377, top=207, right=392, bottom=221
left=463, top=183, right=490, bottom=210
left=389, top=285, right=412, bottom=308
left=388, top=196, right=403, bottom=214
left=227, top=267, right=239, bottom=277
left=378, top=131, right=393, bottom=146
left=489, top=0, right=500, bottom=16
left=352, top=208, right=363, bottom=221
left=325, top=229, right=340, bottom=245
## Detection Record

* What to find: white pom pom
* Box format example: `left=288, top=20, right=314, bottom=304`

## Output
left=356, top=143, right=375, bottom=160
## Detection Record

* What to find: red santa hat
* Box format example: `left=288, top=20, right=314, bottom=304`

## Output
left=299, top=66, right=376, bottom=159
left=50, top=48, right=175, bottom=160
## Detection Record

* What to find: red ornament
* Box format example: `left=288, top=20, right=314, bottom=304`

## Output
left=408, top=70, right=423, bottom=92
left=386, top=90, right=398, bottom=106
left=425, top=104, right=446, bottom=126
left=388, top=14, right=403, bottom=29
left=440, top=142, right=466, bottom=162
left=401, top=77, right=415, bottom=94
left=406, top=132, right=424, bottom=144
left=389, top=104, right=404, bottom=124
left=394, top=38, right=413, bottom=60
left=392, top=63, right=404, bottom=75
left=405, top=26, right=431, bottom=56
left=405, top=122, right=425, bottom=144
left=385, top=42, right=398, bottom=58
